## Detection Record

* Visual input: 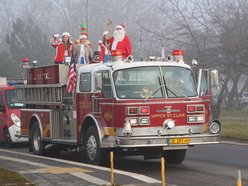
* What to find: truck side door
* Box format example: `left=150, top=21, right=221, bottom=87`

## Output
left=197, top=69, right=211, bottom=97
left=94, top=71, right=116, bottom=129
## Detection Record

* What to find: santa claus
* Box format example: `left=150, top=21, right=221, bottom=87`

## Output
left=108, top=24, right=132, bottom=60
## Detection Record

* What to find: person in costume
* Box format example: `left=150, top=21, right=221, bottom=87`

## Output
left=80, top=23, right=92, bottom=49
left=49, top=32, right=73, bottom=64
left=108, top=24, right=132, bottom=60
left=73, top=34, right=93, bottom=64
left=98, top=31, right=110, bottom=63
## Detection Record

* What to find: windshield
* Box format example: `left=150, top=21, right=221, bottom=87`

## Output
left=113, top=66, right=197, bottom=99
left=5, top=90, right=25, bottom=109
left=161, top=66, right=197, bottom=98
left=114, top=67, right=162, bottom=99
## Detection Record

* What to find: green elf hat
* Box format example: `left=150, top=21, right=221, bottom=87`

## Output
left=80, top=23, right=88, bottom=36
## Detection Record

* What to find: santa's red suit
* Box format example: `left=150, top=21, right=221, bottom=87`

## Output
left=108, top=25, right=132, bottom=59
left=50, top=32, right=73, bottom=64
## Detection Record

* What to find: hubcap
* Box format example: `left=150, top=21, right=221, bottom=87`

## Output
left=86, top=135, right=97, bottom=160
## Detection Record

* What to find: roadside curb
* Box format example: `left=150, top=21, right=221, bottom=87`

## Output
left=0, top=148, right=161, bottom=185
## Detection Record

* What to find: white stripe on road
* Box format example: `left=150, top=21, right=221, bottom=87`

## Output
left=0, top=155, right=53, bottom=168
left=114, top=169, right=160, bottom=184
left=0, top=148, right=161, bottom=184
left=20, top=169, right=47, bottom=174
left=71, top=172, right=110, bottom=185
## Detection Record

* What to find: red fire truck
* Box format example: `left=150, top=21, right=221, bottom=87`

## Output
left=15, top=50, right=221, bottom=165
left=0, top=78, right=27, bottom=147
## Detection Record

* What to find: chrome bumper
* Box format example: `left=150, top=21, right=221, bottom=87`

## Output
left=115, top=133, right=220, bottom=148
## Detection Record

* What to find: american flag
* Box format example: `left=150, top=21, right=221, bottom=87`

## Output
left=66, top=56, right=77, bottom=93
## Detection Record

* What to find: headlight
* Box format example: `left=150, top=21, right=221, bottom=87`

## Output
left=129, top=117, right=139, bottom=126
left=140, top=117, right=149, bottom=125
left=187, top=115, right=205, bottom=123
left=209, top=120, right=221, bottom=134
left=11, top=113, right=20, bottom=127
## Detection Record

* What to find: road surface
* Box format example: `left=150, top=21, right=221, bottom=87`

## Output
left=115, top=142, right=248, bottom=186
left=0, top=142, right=247, bottom=186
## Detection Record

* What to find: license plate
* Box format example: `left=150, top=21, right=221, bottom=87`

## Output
left=169, top=138, right=190, bottom=144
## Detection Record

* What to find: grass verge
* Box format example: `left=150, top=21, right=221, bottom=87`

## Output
left=220, top=109, right=248, bottom=141
left=0, top=167, right=34, bottom=185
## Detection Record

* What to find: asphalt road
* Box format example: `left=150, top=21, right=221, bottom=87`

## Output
left=0, top=142, right=247, bottom=186
left=115, top=142, right=248, bottom=186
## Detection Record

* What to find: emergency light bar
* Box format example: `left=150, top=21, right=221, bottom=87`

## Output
left=111, top=49, right=123, bottom=56
left=172, top=49, right=184, bottom=63
left=111, top=49, right=123, bottom=62
left=22, top=57, right=32, bottom=69
left=172, top=50, right=184, bottom=56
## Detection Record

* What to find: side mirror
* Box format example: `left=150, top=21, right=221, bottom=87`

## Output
left=210, top=69, right=219, bottom=88
left=32, top=60, right=38, bottom=66
left=192, top=59, right=198, bottom=66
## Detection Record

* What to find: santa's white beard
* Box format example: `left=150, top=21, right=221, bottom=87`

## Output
left=113, top=29, right=125, bottom=42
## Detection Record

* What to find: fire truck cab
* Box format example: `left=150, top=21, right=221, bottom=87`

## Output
left=15, top=51, right=221, bottom=165
left=0, top=82, right=27, bottom=147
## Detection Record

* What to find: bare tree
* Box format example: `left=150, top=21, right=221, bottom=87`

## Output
left=134, top=0, right=248, bottom=117
left=1, top=0, right=248, bottom=111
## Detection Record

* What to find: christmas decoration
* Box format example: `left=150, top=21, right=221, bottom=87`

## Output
left=80, top=23, right=88, bottom=36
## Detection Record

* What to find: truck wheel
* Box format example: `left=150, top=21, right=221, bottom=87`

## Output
left=162, top=149, right=187, bottom=164
left=4, top=129, right=12, bottom=148
left=30, top=122, right=45, bottom=155
left=84, top=126, right=102, bottom=165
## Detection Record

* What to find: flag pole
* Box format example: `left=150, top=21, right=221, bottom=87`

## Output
left=107, top=19, right=112, bottom=61
left=161, top=45, right=165, bottom=61
left=86, top=0, right=89, bottom=31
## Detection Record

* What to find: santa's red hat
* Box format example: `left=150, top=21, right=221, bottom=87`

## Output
left=116, top=24, right=125, bottom=30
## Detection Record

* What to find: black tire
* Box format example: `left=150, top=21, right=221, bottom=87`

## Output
left=4, top=129, right=13, bottom=148
left=44, top=144, right=61, bottom=157
left=30, top=122, right=45, bottom=155
left=162, top=149, right=187, bottom=164
left=84, top=126, right=102, bottom=165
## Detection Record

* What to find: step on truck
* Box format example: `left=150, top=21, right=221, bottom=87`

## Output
left=15, top=50, right=221, bottom=165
